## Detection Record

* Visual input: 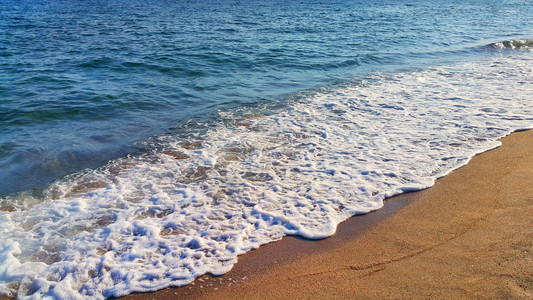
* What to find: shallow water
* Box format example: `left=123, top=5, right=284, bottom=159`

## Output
left=2, top=0, right=532, bottom=196
left=0, top=0, right=532, bottom=298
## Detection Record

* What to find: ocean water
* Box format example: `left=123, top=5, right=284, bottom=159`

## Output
left=1, top=0, right=532, bottom=298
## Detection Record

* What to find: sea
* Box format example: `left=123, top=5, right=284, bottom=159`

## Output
left=0, top=0, right=532, bottom=298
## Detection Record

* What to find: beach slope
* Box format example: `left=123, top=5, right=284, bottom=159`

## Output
left=125, top=129, right=533, bottom=299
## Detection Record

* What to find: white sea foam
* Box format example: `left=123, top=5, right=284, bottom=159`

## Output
left=1, top=52, right=532, bottom=299
left=490, top=39, right=533, bottom=50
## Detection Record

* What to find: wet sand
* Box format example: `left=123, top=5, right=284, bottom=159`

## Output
left=124, top=129, right=533, bottom=299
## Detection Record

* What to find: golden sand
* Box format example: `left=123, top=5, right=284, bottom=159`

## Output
left=124, top=129, right=533, bottom=299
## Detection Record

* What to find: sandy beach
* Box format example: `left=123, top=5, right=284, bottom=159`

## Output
left=2, top=1, right=533, bottom=298
left=123, top=128, right=533, bottom=299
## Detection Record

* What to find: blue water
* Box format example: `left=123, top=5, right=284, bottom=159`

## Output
left=1, top=1, right=533, bottom=298
left=1, top=0, right=531, bottom=196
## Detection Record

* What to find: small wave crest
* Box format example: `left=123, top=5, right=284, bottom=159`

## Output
left=489, top=39, right=533, bottom=50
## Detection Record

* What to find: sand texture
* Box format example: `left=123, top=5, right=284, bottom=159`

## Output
left=124, top=129, right=533, bottom=299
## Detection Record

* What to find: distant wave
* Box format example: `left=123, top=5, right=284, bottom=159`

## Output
left=489, top=39, right=533, bottom=50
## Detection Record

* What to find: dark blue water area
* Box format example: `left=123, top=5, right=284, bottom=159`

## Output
left=1, top=0, right=532, bottom=196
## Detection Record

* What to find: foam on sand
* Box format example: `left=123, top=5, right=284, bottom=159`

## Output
left=1, top=51, right=532, bottom=299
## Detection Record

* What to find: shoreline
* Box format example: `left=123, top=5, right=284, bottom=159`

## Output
left=123, top=128, right=533, bottom=299
left=122, top=192, right=418, bottom=300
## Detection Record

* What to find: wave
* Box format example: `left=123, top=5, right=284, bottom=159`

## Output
left=1, top=51, right=533, bottom=299
left=489, top=39, right=533, bottom=50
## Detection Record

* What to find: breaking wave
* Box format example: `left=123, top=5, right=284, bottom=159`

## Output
left=489, top=39, right=533, bottom=50
left=1, top=51, right=533, bottom=299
